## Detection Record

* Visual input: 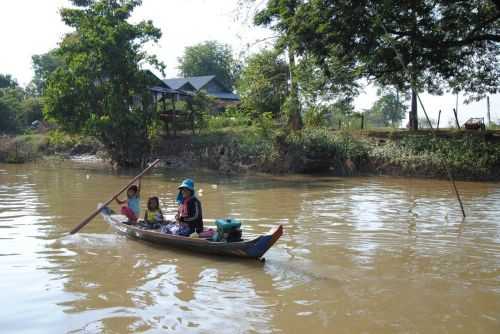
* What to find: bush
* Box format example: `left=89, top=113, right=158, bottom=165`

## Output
left=0, top=134, right=48, bottom=163
left=284, top=128, right=369, bottom=173
left=369, top=134, right=500, bottom=179
left=204, top=107, right=252, bottom=130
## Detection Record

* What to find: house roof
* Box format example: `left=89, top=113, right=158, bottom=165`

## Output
left=162, top=75, right=239, bottom=101
left=163, top=75, right=221, bottom=91
left=163, top=78, right=187, bottom=90
left=186, top=75, right=217, bottom=90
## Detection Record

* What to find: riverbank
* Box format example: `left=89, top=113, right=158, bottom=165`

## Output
left=0, top=131, right=103, bottom=163
left=154, top=128, right=500, bottom=181
left=2, top=128, right=500, bottom=181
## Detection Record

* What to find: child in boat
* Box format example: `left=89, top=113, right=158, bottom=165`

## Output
left=115, top=181, right=141, bottom=223
left=143, top=196, right=164, bottom=228
left=175, top=178, right=203, bottom=236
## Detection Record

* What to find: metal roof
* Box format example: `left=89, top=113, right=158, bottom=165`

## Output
left=162, top=75, right=239, bottom=101
left=163, top=75, right=218, bottom=91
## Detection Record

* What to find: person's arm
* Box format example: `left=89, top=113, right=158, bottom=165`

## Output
left=175, top=206, right=180, bottom=222
left=115, top=197, right=125, bottom=205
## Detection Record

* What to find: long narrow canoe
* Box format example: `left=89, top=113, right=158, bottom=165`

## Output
left=100, top=209, right=283, bottom=260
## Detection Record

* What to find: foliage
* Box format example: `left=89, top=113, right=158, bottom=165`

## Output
left=0, top=135, right=48, bottom=163
left=19, top=97, right=44, bottom=128
left=30, top=49, right=64, bottom=96
left=285, top=128, right=369, bottom=172
left=365, top=90, right=407, bottom=127
left=370, top=134, right=500, bottom=179
left=0, top=74, right=18, bottom=89
left=295, top=53, right=361, bottom=109
left=254, top=0, right=500, bottom=130
left=303, top=106, right=330, bottom=128
left=237, top=49, right=289, bottom=118
left=44, top=0, right=164, bottom=166
left=418, top=117, right=437, bottom=129
left=178, top=40, right=239, bottom=90
left=205, top=106, right=252, bottom=130
left=0, top=85, right=23, bottom=133
left=254, top=0, right=362, bottom=129
left=0, top=73, right=45, bottom=133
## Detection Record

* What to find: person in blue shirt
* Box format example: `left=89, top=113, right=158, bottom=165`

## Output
left=116, top=180, right=141, bottom=223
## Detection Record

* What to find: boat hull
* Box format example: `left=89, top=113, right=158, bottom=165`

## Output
left=100, top=211, right=283, bottom=259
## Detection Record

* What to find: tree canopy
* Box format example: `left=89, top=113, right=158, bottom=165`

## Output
left=0, top=74, right=18, bottom=89
left=30, top=49, right=63, bottom=96
left=255, top=0, right=500, bottom=129
left=366, top=89, right=407, bottom=128
left=237, top=49, right=289, bottom=118
left=44, top=0, right=164, bottom=166
left=178, top=40, right=239, bottom=91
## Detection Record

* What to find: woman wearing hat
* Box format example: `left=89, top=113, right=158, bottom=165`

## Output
left=175, top=179, right=204, bottom=236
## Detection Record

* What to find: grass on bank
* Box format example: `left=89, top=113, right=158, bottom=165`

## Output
left=0, top=130, right=101, bottom=163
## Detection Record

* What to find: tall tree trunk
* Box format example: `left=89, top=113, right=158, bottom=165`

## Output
left=287, top=48, right=303, bottom=131
left=410, top=88, right=418, bottom=130
left=487, top=96, right=491, bottom=125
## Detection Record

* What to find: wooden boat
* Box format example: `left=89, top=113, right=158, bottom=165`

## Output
left=100, top=208, right=283, bottom=260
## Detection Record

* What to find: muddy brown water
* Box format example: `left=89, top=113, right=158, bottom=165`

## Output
left=0, top=160, right=499, bottom=333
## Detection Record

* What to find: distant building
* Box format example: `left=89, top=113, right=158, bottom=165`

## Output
left=162, top=75, right=240, bottom=105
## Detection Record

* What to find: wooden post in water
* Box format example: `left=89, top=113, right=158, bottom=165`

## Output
left=453, top=108, right=460, bottom=129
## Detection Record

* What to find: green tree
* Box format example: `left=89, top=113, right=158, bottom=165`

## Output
left=178, top=40, right=238, bottom=90
left=237, top=49, right=289, bottom=118
left=44, top=0, right=164, bottom=166
left=30, top=49, right=63, bottom=96
left=367, top=90, right=407, bottom=127
left=0, top=74, right=18, bottom=89
left=0, top=78, right=23, bottom=133
left=255, top=0, right=500, bottom=130
left=254, top=0, right=304, bottom=130
left=19, top=97, right=44, bottom=127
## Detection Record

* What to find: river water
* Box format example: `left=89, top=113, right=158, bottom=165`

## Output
left=0, top=160, right=499, bottom=333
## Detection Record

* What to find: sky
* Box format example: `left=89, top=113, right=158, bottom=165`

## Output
left=0, top=0, right=498, bottom=125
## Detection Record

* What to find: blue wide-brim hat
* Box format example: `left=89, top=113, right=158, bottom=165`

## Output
left=176, top=178, right=195, bottom=204
left=178, top=179, right=194, bottom=192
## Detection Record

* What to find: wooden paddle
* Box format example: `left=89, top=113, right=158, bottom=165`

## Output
left=69, top=159, right=161, bottom=234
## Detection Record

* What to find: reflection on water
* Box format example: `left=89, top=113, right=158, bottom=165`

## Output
left=0, top=161, right=499, bottom=333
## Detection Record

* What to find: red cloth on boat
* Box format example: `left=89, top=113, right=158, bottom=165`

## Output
left=121, top=206, right=137, bottom=222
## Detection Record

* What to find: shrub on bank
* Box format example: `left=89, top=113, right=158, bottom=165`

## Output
left=369, top=134, right=500, bottom=179
left=0, top=134, right=48, bottom=163
left=284, top=128, right=370, bottom=173
left=0, top=131, right=101, bottom=163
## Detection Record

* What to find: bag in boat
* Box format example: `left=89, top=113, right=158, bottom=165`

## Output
left=212, top=218, right=242, bottom=242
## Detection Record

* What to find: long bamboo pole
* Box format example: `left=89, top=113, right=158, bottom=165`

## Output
left=69, top=159, right=161, bottom=234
